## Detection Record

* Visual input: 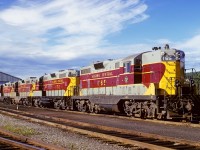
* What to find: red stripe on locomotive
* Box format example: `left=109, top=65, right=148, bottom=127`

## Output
left=18, top=84, right=32, bottom=92
left=80, top=63, right=166, bottom=89
left=43, top=78, right=71, bottom=91
left=143, top=63, right=165, bottom=87
left=3, top=87, right=12, bottom=93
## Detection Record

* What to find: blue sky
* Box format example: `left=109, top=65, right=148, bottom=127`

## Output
left=0, top=0, right=200, bottom=79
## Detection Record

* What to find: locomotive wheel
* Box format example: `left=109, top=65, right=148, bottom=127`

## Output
left=11, top=99, right=14, bottom=104
left=33, top=100, right=38, bottom=107
left=125, top=111, right=132, bottom=117
left=38, top=101, right=43, bottom=108
left=75, top=100, right=80, bottom=111
left=22, top=100, right=26, bottom=106
left=77, top=100, right=88, bottom=112
left=135, top=109, right=146, bottom=119
left=81, top=105, right=87, bottom=112
left=77, top=103, right=81, bottom=111
left=124, top=107, right=133, bottom=116
left=6, top=98, right=10, bottom=104
left=60, top=103, right=66, bottom=110
left=123, top=101, right=133, bottom=116
left=54, top=101, right=60, bottom=109
left=132, top=108, right=136, bottom=117
left=94, top=105, right=100, bottom=114
left=23, top=99, right=29, bottom=106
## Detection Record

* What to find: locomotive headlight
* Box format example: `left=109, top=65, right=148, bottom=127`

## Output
left=175, top=52, right=181, bottom=60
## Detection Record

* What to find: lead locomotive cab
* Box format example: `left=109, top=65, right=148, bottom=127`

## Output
left=154, top=44, right=200, bottom=120
left=159, top=45, right=184, bottom=95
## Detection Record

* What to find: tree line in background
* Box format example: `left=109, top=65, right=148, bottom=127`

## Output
left=186, top=71, right=200, bottom=94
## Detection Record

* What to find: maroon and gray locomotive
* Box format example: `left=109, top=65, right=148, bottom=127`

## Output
left=1, top=45, right=200, bottom=121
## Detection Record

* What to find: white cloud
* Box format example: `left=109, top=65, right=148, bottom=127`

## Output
left=173, top=35, right=200, bottom=71
left=2, top=0, right=200, bottom=78
left=0, top=8, right=42, bottom=26
left=0, top=0, right=150, bottom=78
left=176, top=35, right=200, bottom=50
left=0, top=0, right=148, bottom=58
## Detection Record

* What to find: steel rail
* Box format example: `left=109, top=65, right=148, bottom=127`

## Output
left=0, top=136, right=43, bottom=150
left=1, top=102, right=200, bottom=128
left=4, top=101, right=200, bottom=128
left=45, top=106, right=200, bottom=128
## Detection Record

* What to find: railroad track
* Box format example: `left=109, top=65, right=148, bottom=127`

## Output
left=0, top=113, right=66, bottom=150
left=0, top=132, right=43, bottom=150
left=1, top=101, right=200, bottom=128
left=0, top=107, right=200, bottom=150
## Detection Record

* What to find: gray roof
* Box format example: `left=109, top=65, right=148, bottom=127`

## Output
left=0, top=72, right=21, bottom=84
left=122, top=51, right=150, bottom=61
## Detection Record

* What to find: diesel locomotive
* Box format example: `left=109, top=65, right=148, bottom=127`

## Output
left=1, top=44, right=200, bottom=121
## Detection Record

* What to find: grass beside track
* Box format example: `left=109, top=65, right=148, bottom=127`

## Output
left=2, top=124, right=40, bottom=136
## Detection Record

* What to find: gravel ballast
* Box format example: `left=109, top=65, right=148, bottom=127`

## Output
left=0, top=113, right=134, bottom=150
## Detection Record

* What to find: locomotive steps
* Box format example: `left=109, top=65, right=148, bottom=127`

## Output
left=0, top=107, right=200, bottom=150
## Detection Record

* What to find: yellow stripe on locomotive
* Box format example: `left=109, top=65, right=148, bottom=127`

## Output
left=158, top=50, right=185, bottom=96
left=64, top=76, right=80, bottom=96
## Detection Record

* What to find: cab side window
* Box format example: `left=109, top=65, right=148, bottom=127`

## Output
left=124, top=61, right=131, bottom=73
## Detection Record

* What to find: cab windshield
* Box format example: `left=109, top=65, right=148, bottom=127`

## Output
left=161, top=50, right=185, bottom=62
left=162, top=54, right=176, bottom=61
